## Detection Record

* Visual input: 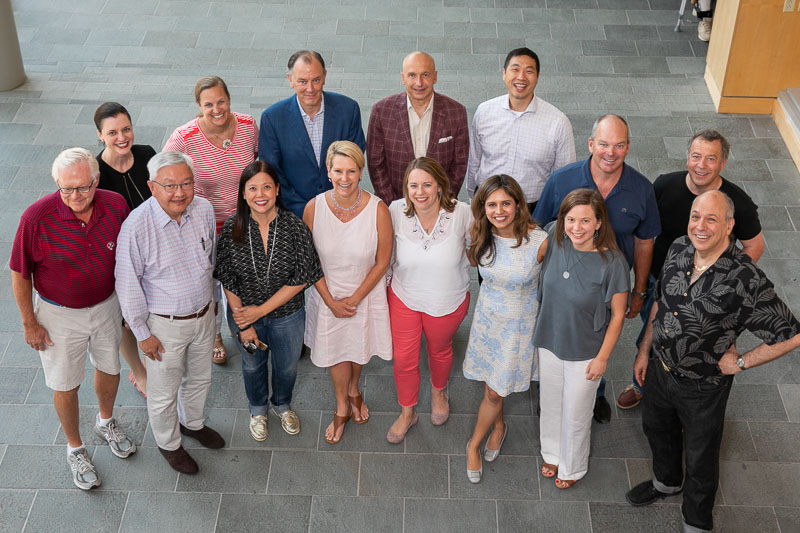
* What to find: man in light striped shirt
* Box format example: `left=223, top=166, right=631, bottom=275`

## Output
left=466, top=48, right=576, bottom=212
left=115, top=151, right=224, bottom=475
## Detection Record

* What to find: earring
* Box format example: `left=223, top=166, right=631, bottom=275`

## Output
left=594, top=229, right=599, bottom=240
left=563, top=231, right=567, bottom=239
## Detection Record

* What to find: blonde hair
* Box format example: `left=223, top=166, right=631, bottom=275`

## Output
left=325, top=140, right=365, bottom=170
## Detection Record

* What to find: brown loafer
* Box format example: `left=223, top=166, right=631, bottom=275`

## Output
left=159, top=446, right=198, bottom=474
left=179, top=424, right=225, bottom=449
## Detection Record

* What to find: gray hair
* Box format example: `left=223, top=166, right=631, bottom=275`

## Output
left=147, top=151, right=194, bottom=181
left=694, top=190, right=735, bottom=221
left=287, top=50, right=326, bottom=73
left=688, top=129, right=730, bottom=161
left=590, top=114, right=629, bottom=142
left=51, top=147, right=99, bottom=184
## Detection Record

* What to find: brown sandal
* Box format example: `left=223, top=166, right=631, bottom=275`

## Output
left=348, top=392, right=368, bottom=425
left=555, top=477, right=576, bottom=489
left=541, top=462, right=558, bottom=479
left=324, top=405, right=351, bottom=445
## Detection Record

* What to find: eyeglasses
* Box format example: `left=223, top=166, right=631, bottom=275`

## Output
left=58, top=177, right=96, bottom=195
left=151, top=180, right=194, bottom=193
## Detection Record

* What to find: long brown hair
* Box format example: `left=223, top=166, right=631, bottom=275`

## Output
left=469, top=175, right=534, bottom=267
left=554, top=188, right=620, bottom=263
left=402, top=157, right=456, bottom=217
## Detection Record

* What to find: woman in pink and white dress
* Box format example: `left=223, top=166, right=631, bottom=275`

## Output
left=164, top=75, right=258, bottom=365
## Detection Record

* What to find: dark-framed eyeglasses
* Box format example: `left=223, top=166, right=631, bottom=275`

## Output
left=151, top=180, right=195, bottom=194
left=57, top=177, right=97, bottom=195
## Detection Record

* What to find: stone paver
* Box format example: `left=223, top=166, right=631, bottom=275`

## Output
left=2, top=0, right=799, bottom=531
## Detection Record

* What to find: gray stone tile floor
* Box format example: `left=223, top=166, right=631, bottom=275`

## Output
left=1, top=0, right=799, bottom=531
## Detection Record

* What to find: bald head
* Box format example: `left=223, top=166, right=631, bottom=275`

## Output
left=401, top=51, right=437, bottom=108
left=692, top=190, right=734, bottom=221
left=688, top=190, right=735, bottom=255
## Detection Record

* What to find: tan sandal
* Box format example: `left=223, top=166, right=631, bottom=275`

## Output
left=541, top=462, right=558, bottom=479
left=212, top=334, right=227, bottom=365
left=324, top=405, right=351, bottom=445
left=348, top=391, right=368, bottom=425
left=555, top=477, right=576, bottom=489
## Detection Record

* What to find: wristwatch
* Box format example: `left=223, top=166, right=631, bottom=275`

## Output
left=631, top=290, right=647, bottom=299
left=736, top=356, right=746, bottom=370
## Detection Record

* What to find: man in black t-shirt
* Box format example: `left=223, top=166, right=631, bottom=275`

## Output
left=615, top=129, right=764, bottom=410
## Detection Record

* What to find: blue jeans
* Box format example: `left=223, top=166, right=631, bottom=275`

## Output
left=642, top=356, right=732, bottom=531
left=226, top=305, right=305, bottom=416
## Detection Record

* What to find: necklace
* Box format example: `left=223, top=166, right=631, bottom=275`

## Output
left=563, top=241, right=589, bottom=279
left=203, top=117, right=233, bottom=149
left=693, top=263, right=711, bottom=272
left=249, top=212, right=278, bottom=292
left=330, top=187, right=362, bottom=214
left=122, top=172, right=145, bottom=205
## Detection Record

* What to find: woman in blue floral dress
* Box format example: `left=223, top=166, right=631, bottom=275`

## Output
left=463, top=175, right=547, bottom=483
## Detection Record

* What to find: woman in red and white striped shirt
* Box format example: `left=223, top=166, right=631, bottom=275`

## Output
left=164, top=75, right=258, bottom=365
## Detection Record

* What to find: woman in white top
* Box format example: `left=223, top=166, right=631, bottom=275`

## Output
left=385, top=157, right=473, bottom=443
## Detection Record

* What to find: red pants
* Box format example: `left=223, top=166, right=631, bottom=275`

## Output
left=388, top=286, right=470, bottom=408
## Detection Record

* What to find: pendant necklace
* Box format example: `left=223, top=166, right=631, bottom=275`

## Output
left=563, top=242, right=588, bottom=279
left=204, top=118, right=233, bottom=149
left=249, top=212, right=278, bottom=292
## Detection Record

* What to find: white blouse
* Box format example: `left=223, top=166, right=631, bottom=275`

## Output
left=389, top=199, right=473, bottom=317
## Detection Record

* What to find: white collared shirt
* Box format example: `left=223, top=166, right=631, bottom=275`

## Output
left=407, top=94, right=434, bottom=159
left=297, top=95, right=325, bottom=165
left=465, top=94, right=575, bottom=202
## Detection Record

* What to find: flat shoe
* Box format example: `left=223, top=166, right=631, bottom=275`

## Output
left=430, top=391, right=450, bottom=426
left=386, top=411, right=418, bottom=444
left=541, top=462, right=558, bottom=479
left=348, top=391, right=368, bottom=424
left=272, top=408, right=301, bottom=435
left=466, top=440, right=483, bottom=484
left=483, top=423, right=508, bottom=462
left=179, top=424, right=225, bottom=449
left=159, top=446, right=198, bottom=474
left=325, top=405, right=351, bottom=445
left=129, top=369, right=146, bottom=399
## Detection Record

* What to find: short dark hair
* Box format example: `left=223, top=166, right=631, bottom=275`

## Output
left=287, top=50, right=326, bottom=72
left=93, top=102, right=131, bottom=132
left=503, top=47, right=540, bottom=73
left=688, top=129, right=730, bottom=161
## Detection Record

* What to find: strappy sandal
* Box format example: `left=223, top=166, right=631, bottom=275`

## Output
left=541, top=462, right=558, bottom=479
left=555, top=477, right=576, bottom=489
left=324, top=405, right=351, bottom=445
left=348, top=391, right=368, bottom=425
left=212, top=335, right=227, bottom=365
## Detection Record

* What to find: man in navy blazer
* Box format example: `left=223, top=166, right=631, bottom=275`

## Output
left=259, top=50, right=366, bottom=218
left=367, top=52, right=468, bottom=204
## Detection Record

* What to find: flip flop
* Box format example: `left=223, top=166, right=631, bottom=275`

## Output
left=324, top=405, right=351, bottom=445
left=348, top=391, right=368, bottom=424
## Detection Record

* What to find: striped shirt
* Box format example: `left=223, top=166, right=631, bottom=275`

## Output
left=466, top=94, right=575, bottom=203
left=163, top=113, right=258, bottom=233
left=298, top=95, right=325, bottom=165
left=10, top=189, right=130, bottom=308
left=115, top=196, right=217, bottom=341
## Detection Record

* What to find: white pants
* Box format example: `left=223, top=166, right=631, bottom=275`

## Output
left=539, top=347, right=600, bottom=481
left=146, top=308, right=215, bottom=450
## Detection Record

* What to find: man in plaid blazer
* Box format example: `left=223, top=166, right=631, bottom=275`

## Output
left=367, top=52, right=469, bottom=204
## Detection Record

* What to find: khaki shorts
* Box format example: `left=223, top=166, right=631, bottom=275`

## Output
left=35, top=292, right=123, bottom=391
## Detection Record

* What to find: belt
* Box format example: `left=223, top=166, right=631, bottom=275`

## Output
left=154, top=302, right=211, bottom=321
left=38, top=294, right=64, bottom=307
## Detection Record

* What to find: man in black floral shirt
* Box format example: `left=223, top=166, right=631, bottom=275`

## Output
left=625, top=190, right=800, bottom=532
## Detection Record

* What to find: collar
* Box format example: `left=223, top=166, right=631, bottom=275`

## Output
left=55, top=190, right=101, bottom=223
left=297, top=94, right=325, bottom=121
left=406, top=93, right=434, bottom=116
left=148, top=196, right=194, bottom=228
left=580, top=156, right=633, bottom=193
left=501, top=94, right=537, bottom=114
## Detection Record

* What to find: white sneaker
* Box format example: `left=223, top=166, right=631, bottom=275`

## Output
left=67, top=448, right=101, bottom=490
left=698, top=17, right=712, bottom=41
left=249, top=415, right=268, bottom=441
left=95, top=416, right=137, bottom=458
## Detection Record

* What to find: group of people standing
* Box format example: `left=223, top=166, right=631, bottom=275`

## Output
left=10, top=45, right=800, bottom=533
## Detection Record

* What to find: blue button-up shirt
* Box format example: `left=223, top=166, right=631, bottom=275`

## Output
left=533, top=157, right=661, bottom=268
left=115, top=196, right=217, bottom=341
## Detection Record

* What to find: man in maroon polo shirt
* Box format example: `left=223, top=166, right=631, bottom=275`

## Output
left=10, top=147, right=137, bottom=490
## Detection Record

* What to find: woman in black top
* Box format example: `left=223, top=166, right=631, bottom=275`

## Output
left=215, top=161, right=323, bottom=442
left=94, top=102, right=155, bottom=210
left=94, top=102, right=155, bottom=397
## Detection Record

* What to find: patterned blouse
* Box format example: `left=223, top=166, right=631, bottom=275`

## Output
left=214, top=210, right=323, bottom=319
left=652, top=236, right=800, bottom=384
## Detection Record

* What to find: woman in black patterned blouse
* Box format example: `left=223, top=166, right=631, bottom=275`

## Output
left=214, top=161, right=323, bottom=442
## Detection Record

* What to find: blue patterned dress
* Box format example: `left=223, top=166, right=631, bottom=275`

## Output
left=462, top=228, right=547, bottom=396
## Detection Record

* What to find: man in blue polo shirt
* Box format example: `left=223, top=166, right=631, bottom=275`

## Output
left=534, top=114, right=661, bottom=423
